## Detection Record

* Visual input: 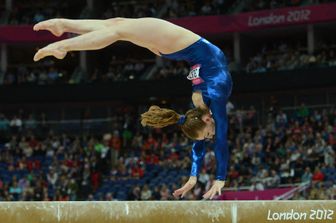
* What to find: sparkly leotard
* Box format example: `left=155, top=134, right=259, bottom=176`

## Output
left=160, top=37, right=232, bottom=180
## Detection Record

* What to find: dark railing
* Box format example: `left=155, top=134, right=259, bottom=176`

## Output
left=1, top=67, right=336, bottom=103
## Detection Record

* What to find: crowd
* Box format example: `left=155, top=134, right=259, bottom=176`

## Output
left=153, top=59, right=189, bottom=80
left=100, top=0, right=163, bottom=20
left=6, top=0, right=77, bottom=25
left=2, top=65, right=71, bottom=85
left=162, top=0, right=333, bottom=17
left=251, top=0, right=318, bottom=12
left=152, top=40, right=336, bottom=78
left=242, top=0, right=319, bottom=12
left=162, top=0, right=227, bottom=18
left=0, top=101, right=335, bottom=201
left=3, top=0, right=334, bottom=25
left=292, top=181, right=335, bottom=200
left=1, top=56, right=151, bottom=85
left=245, top=41, right=336, bottom=73
left=1, top=40, right=336, bottom=84
left=220, top=104, right=336, bottom=194
left=87, top=56, right=149, bottom=83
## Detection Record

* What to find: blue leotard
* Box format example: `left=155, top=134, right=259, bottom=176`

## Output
left=160, top=37, right=233, bottom=180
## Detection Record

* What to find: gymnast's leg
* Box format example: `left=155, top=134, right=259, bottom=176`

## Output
left=33, top=18, right=124, bottom=36
left=33, top=17, right=200, bottom=61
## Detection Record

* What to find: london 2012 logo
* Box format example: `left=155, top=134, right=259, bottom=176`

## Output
left=248, top=9, right=311, bottom=27
left=267, top=209, right=334, bottom=221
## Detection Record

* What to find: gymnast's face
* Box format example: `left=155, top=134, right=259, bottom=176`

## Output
left=196, top=113, right=215, bottom=140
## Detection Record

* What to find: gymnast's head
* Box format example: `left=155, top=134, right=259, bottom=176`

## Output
left=141, top=105, right=215, bottom=140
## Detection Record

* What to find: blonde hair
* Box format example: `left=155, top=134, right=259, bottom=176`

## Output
left=141, top=105, right=209, bottom=140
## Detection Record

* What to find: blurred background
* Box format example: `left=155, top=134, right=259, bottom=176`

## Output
left=0, top=0, right=335, bottom=201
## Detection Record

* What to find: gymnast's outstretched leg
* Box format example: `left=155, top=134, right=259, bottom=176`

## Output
left=33, top=17, right=200, bottom=61
left=33, top=18, right=124, bottom=36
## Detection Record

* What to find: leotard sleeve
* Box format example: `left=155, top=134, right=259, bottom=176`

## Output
left=210, top=98, right=229, bottom=181
left=190, top=140, right=206, bottom=177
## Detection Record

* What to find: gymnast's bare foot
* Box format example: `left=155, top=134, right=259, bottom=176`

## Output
left=33, top=43, right=67, bottom=61
left=33, top=19, right=65, bottom=37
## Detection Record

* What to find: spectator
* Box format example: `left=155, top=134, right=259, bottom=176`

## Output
left=109, top=131, right=121, bottom=165
left=10, top=115, right=23, bottom=133
left=297, top=103, right=309, bottom=119
left=160, top=184, right=170, bottom=200
left=276, top=110, right=288, bottom=127
left=312, top=167, right=325, bottom=182
left=269, top=170, right=281, bottom=188
left=226, top=101, right=235, bottom=114
left=25, top=114, right=37, bottom=130
left=47, top=169, right=58, bottom=189
left=301, top=167, right=313, bottom=183
left=129, top=185, right=141, bottom=200
left=0, top=114, right=9, bottom=131
left=198, top=168, right=210, bottom=187
left=152, top=186, right=161, bottom=200
left=140, top=184, right=152, bottom=200
left=249, top=180, right=265, bottom=191
left=323, top=145, right=335, bottom=167
left=9, top=178, right=22, bottom=200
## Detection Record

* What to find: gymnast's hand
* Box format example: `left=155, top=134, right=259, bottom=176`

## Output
left=203, top=180, right=225, bottom=200
left=173, top=176, right=197, bottom=199
left=33, top=43, right=67, bottom=61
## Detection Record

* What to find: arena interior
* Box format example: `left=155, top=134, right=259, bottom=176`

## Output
left=0, top=0, right=335, bottom=222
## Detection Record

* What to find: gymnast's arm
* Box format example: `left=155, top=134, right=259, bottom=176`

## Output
left=190, top=140, right=206, bottom=177
left=172, top=141, right=205, bottom=198
left=210, top=98, right=229, bottom=181
left=33, top=17, right=200, bottom=61
left=201, top=98, right=229, bottom=199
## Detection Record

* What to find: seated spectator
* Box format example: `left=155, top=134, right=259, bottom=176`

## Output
left=131, top=164, right=144, bottom=179
left=198, top=168, right=210, bottom=187
left=140, top=184, right=152, bottom=200
left=0, top=114, right=9, bottom=131
left=24, top=114, right=37, bottom=129
left=10, top=115, right=22, bottom=133
left=129, top=185, right=141, bottom=200
left=301, top=167, right=313, bottom=183
left=160, top=184, right=170, bottom=200
left=312, top=167, right=325, bottom=182
left=9, top=180, right=22, bottom=200
left=249, top=180, right=265, bottom=191
left=269, top=170, right=281, bottom=188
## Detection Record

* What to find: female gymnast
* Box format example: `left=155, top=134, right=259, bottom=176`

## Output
left=33, top=17, right=233, bottom=200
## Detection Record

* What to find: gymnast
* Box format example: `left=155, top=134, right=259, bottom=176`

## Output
left=33, top=17, right=233, bottom=200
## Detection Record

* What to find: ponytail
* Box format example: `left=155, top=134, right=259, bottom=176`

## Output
left=141, top=105, right=180, bottom=128
left=141, top=105, right=209, bottom=140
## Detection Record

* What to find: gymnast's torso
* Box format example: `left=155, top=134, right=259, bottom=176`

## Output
left=160, top=37, right=232, bottom=105
left=160, top=37, right=232, bottom=180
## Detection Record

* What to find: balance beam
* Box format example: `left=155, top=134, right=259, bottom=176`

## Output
left=0, top=201, right=335, bottom=223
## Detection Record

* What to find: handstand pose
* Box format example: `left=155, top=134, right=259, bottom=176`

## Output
left=34, top=17, right=233, bottom=200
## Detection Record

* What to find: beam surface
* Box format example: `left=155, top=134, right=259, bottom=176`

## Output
left=0, top=201, right=335, bottom=223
